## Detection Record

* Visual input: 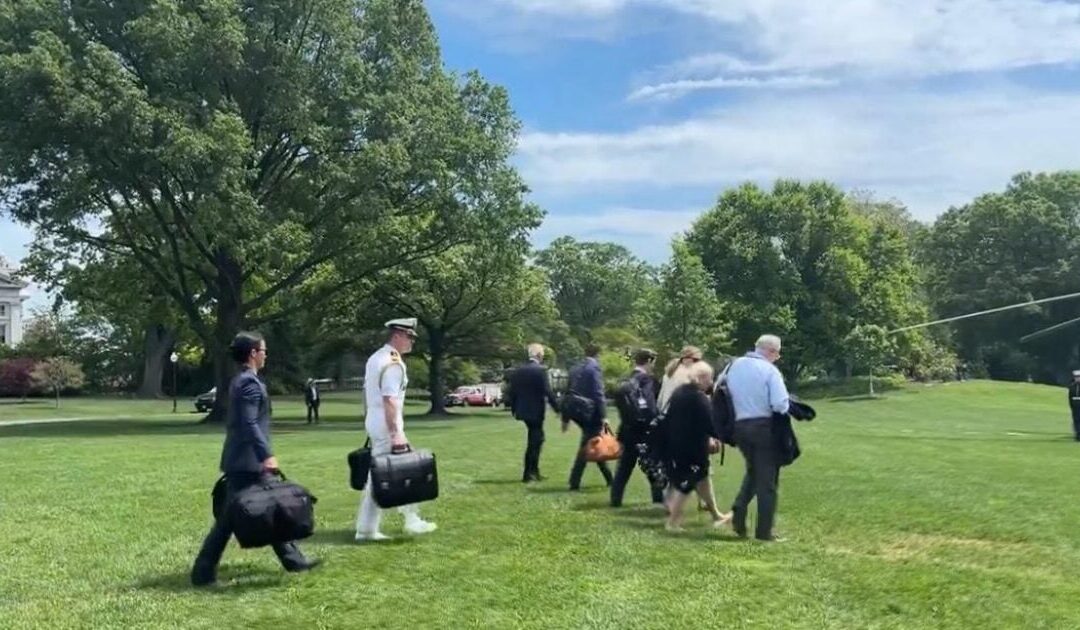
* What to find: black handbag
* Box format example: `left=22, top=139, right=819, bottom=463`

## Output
left=211, top=474, right=227, bottom=520
left=347, top=437, right=373, bottom=491
left=561, top=391, right=596, bottom=425
left=227, top=472, right=318, bottom=549
left=370, top=448, right=439, bottom=509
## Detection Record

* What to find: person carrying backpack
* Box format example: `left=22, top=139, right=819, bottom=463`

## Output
left=610, top=348, right=664, bottom=507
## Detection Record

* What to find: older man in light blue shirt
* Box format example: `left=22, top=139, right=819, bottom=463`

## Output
left=726, top=334, right=789, bottom=542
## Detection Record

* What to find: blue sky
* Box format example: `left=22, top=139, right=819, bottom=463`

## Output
left=5, top=0, right=1080, bottom=308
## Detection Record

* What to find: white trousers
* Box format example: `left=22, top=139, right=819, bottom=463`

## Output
left=355, top=430, right=422, bottom=535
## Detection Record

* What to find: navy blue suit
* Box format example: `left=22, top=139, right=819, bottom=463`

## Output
left=508, top=359, right=560, bottom=480
left=192, top=369, right=306, bottom=583
left=220, top=370, right=274, bottom=473
left=567, top=357, right=613, bottom=489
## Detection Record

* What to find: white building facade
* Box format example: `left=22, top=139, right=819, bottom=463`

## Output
left=0, top=267, right=29, bottom=347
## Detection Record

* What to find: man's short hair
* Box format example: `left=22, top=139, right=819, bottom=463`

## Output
left=230, top=331, right=264, bottom=364
left=755, top=334, right=782, bottom=353
left=633, top=348, right=657, bottom=365
left=527, top=343, right=545, bottom=360
left=584, top=343, right=601, bottom=358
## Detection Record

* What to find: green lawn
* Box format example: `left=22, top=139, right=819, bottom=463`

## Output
left=2, top=381, right=1079, bottom=629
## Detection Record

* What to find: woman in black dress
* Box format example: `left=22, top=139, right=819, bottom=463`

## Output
left=662, top=360, right=728, bottom=531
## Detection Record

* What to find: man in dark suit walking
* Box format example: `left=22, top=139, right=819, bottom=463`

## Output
left=190, top=331, right=319, bottom=587
left=1069, top=370, right=1080, bottom=441
left=507, top=343, right=560, bottom=482
left=304, top=378, right=320, bottom=425
left=565, top=343, right=614, bottom=490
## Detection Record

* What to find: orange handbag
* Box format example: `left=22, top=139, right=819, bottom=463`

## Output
left=583, top=423, right=623, bottom=462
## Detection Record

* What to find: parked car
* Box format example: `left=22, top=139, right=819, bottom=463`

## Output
left=463, top=383, right=503, bottom=407
left=444, top=384, right=503, bottom=407
left=444, top=386, right=478, bottom=407
left=193, top=387, right=216, bottom=413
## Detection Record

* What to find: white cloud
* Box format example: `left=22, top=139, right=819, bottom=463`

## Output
left=473, top=1, right=1080, bottom=98
left=532, top=207, right=701, bottom=262
left=517, top=87, right=1080, bottom=219
left=628, top=75, right=837, bottom=101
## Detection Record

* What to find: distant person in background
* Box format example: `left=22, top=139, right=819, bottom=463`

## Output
left=610, top=348, right=664, bottom=508
left=507, top=343, right=560, bottom=482
left=304, top=378, right=320, bottom=425
left=1069, top=370, right=1080, bottom=441
left=565, top=343, right=614, bottom=490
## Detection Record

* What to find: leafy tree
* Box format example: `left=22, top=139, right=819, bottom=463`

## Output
left=687, top=180, right=926, bottom=379
left=0, top=357, right=37, bottom=399
left=920, top=172, right=1080, bottom=383
left=638, top=239, right=731, bottom=359
left=0, top=0, right=525, bottom=419
left=337, top=239, right=553, bottom=415
left=24, top=249, right=185, bottom=397
left=844, top=324, right=893, bottom=375
left=534, top=237, right=651, bottom=340
left=31, top=357, right=85, bottom=407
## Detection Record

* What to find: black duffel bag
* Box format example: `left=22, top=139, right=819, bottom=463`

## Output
left=347, top=437, right=373, bottom=491
left=228, top=472, right=318, bottom=549
left=371, top=448, right=439, bottom=509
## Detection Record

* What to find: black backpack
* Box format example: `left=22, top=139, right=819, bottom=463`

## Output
left=711, top=361, right=737, bottom=447
left=614, top=375, right=653, bottom=425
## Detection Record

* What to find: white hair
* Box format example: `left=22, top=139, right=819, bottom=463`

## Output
left=527, top=343, right=545, bottom=360
left=755, top=334, right=782, bottom=352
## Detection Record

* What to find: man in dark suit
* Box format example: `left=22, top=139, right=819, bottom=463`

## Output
left=565, top=343, right=614, bottom=490
left=507, top=343, right=560, bottom=482
left=610, top=348, right=664, bottom=507
left=190, top=331, right=319, bottom=587
left=304, top=378, right=320, bottom=425
left=1069, top=370, right=1080, bottom=441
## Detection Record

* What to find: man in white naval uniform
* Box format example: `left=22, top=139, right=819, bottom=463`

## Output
left=355, top=318, right=438, bottom=541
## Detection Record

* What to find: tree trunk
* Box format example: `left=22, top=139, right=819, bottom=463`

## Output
left=427, top=330, right=449, bottom=416
left=137, top=324, right=175, bottom=399
left=203, top=253, right=243, bottom=424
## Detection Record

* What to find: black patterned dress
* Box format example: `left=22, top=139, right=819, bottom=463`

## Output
left=661, top=383, right=718, bottom=494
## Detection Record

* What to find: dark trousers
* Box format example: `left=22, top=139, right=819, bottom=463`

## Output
left=610, top=439, right=664, bottom=506
left=569, top=421, right=614, bottom=490
left=1072, top=409, right=1080, bottom=439
left=192, top=473, right=307, bottom=581
left=523, top=420, right=545, bottom=480
left=731, top=418, right=781, bottom=540
left=306, top=402, right=320, bottom=424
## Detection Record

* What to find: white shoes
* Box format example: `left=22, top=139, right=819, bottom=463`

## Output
left=404, top=518, right=438, bottom=535
left=355, top=531, right=390, bottom=543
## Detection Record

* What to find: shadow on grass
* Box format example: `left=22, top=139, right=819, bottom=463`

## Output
left=304, top=528, right=415, bottom=547
left=473, top=479, right=526, bottom=486
left=617, top=518, right=749, bottom=543
left=525, top=485, right=608, bottom=495
left=0, top=418, right=452, bottom=439
left=829, top=395, right=890, bottom=403
left=136, top=564, right=286, bottom=594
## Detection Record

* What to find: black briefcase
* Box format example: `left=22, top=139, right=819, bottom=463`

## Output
left=370, top=448, right=439, bottom=509
left=347, top=437, right=373, bottom=490
left=228, top=473, right=318, bottom=549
